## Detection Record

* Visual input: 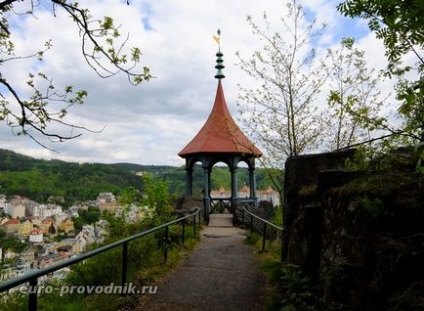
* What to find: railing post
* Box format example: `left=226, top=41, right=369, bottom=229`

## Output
left=164, top=226, right=169, bottom=261
left=250, top=214, right=253, bottom=234
left=261, top=223, right=267, bottom=252
left=121, top=241, right=128, bottom=289
left=193, top=213, right=197, bottom=237
left=181, top=219, right=186, bottom=244
left=28, top=277, right=37, bottom=311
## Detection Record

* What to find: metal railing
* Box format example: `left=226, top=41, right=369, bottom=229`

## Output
left=210, top=197, right=231, bottom=213
left=235, top=205, right=283, bottom=261
left=209, top=197, right=257, bottom=214
left=0, top=207, right=201, bottom=311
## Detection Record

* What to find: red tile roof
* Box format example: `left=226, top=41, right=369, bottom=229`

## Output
left=5, top=218, right=20, bottom=225
left=178, top=81, right=262, bottom=157
left=42, top=217, right=53, bottom=224
left=30, top=228, right=43, bottom=235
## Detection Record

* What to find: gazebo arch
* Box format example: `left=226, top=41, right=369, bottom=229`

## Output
left=178, top=36, right=262, bottom=221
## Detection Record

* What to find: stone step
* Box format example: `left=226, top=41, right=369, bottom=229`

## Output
left=208, top=213, right=233, bottom=227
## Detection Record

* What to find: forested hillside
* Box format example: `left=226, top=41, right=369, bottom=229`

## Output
left=0, top=149, right=282, bottom=205
left=0, top=149, right=144, bottom=205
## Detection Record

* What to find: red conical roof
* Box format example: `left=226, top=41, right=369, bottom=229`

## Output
left=178, top=81, right=262, bottom=158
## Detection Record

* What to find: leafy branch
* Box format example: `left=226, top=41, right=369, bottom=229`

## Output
left=0, top=0, right=151, bottom=146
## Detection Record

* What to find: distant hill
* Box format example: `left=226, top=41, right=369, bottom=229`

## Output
left=0, top=149, right=282, bottom=205
left=0, top=149, right=167, bottom=205
left=114, top=162, right=175, bottom=173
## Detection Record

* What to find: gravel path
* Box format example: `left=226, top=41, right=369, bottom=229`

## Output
left=135, top=224, right=268, bottom=311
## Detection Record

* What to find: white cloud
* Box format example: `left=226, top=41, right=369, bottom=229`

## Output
left=1, top=0, right=388, bottom=166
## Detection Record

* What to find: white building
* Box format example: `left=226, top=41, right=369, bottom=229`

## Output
left=97, top=192, right=116, bottom=204
left=29, top=228, right=44, bottom=243
left=9, top=204, right=25, bottom=218
left=74, top=234, right=88, bottom=253
left=115, top=205, right=153, bottom=223
left=54, top=213, right=67, bottom=225
left=36, top=204, right=63, bottom=218
left=257, top=186, right=280, bottom=207
left=0, top=195, right=10, bottom=214
left=80, top=224, right=96, bottom=245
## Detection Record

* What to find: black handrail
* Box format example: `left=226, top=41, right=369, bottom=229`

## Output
left=0, top=207, right=201, bottom=310
left=236, top=205, right=283, bottom=260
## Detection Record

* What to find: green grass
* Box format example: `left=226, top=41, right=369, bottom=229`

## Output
left=245, top=231, right=284, bottom=311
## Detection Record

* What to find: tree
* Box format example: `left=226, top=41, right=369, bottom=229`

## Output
left=324, top=37, right=384, bottom=150
left=72, top=206, right=100, bottom=231
left=338, top=0, right=424, bottom=142
left=236, top=0, right=328, bottom=168
left=119, top=186, right=143, bottom=206
left=0, top=1, right=151, bottom=147
left=141, top=173, right=174, bottom=223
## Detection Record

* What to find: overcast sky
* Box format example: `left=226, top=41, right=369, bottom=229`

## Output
left=1, top=0, right=389, bottom=166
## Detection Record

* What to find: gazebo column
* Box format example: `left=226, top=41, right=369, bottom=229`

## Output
left=249, top=166, right=258, bottom=207
left=230, top=167, right=238, bottom=212
left=185, top=166, right=193, bottom=196
left=203, top=167, right=211, bottom=221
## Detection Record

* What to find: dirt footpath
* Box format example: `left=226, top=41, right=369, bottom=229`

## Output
left=135, top=225, right=268, bottom=311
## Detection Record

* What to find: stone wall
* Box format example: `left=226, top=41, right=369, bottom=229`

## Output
left=283, top=149, right=424, bottom=310
left=282, top=149, right=355, bottom=267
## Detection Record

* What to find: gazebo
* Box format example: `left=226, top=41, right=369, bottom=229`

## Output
left=178, top=38, right=262, bottom=221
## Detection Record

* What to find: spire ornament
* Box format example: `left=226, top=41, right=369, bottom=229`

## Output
left=214, top=29, right=225, bottom=80
left=213, top=29, right=221, bottom=49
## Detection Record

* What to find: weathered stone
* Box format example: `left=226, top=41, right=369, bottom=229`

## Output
left=283, top=148, right=424, bottom=310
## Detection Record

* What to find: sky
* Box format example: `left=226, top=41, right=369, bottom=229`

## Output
left=0, top=0, right=389, bottom=167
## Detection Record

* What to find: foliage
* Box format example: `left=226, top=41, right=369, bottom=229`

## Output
left=324, top=37, right=384, bottom=150
left=256, top=167, right=284, bottom=192
left=0, top=149, right=143, bottom=204
left=357, top=196, right=384, bottom=220
left=236, top=0, right=327, bottom=215
left=343, top=139, right=421, bottom=176
left=337, top=0, right=424, bottom=77
left=338, top=0, right=424, bottom=143
left=72, top=206, right=101, bottom=231
left=415, top=142, right=424, bottom=173
left=0, top=0, right=151, bottom=146
left=210, top=165, right=247, bottom=190
left=140, top=173, right=174, bottom=223
left=0, top=235, right=28, bottom=253
left=237, top=0, right=328, bottom=167
left=245, top=231, right=261, bottom=246
left=271, top=205, right=283, bottom=227
left=118, top=187, right=143, bottom=206
left=280, top=264, right=316, bottom=310
left=244, top=230, right=283, bottom=311
left=0, top=292, right=27, bottom=311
